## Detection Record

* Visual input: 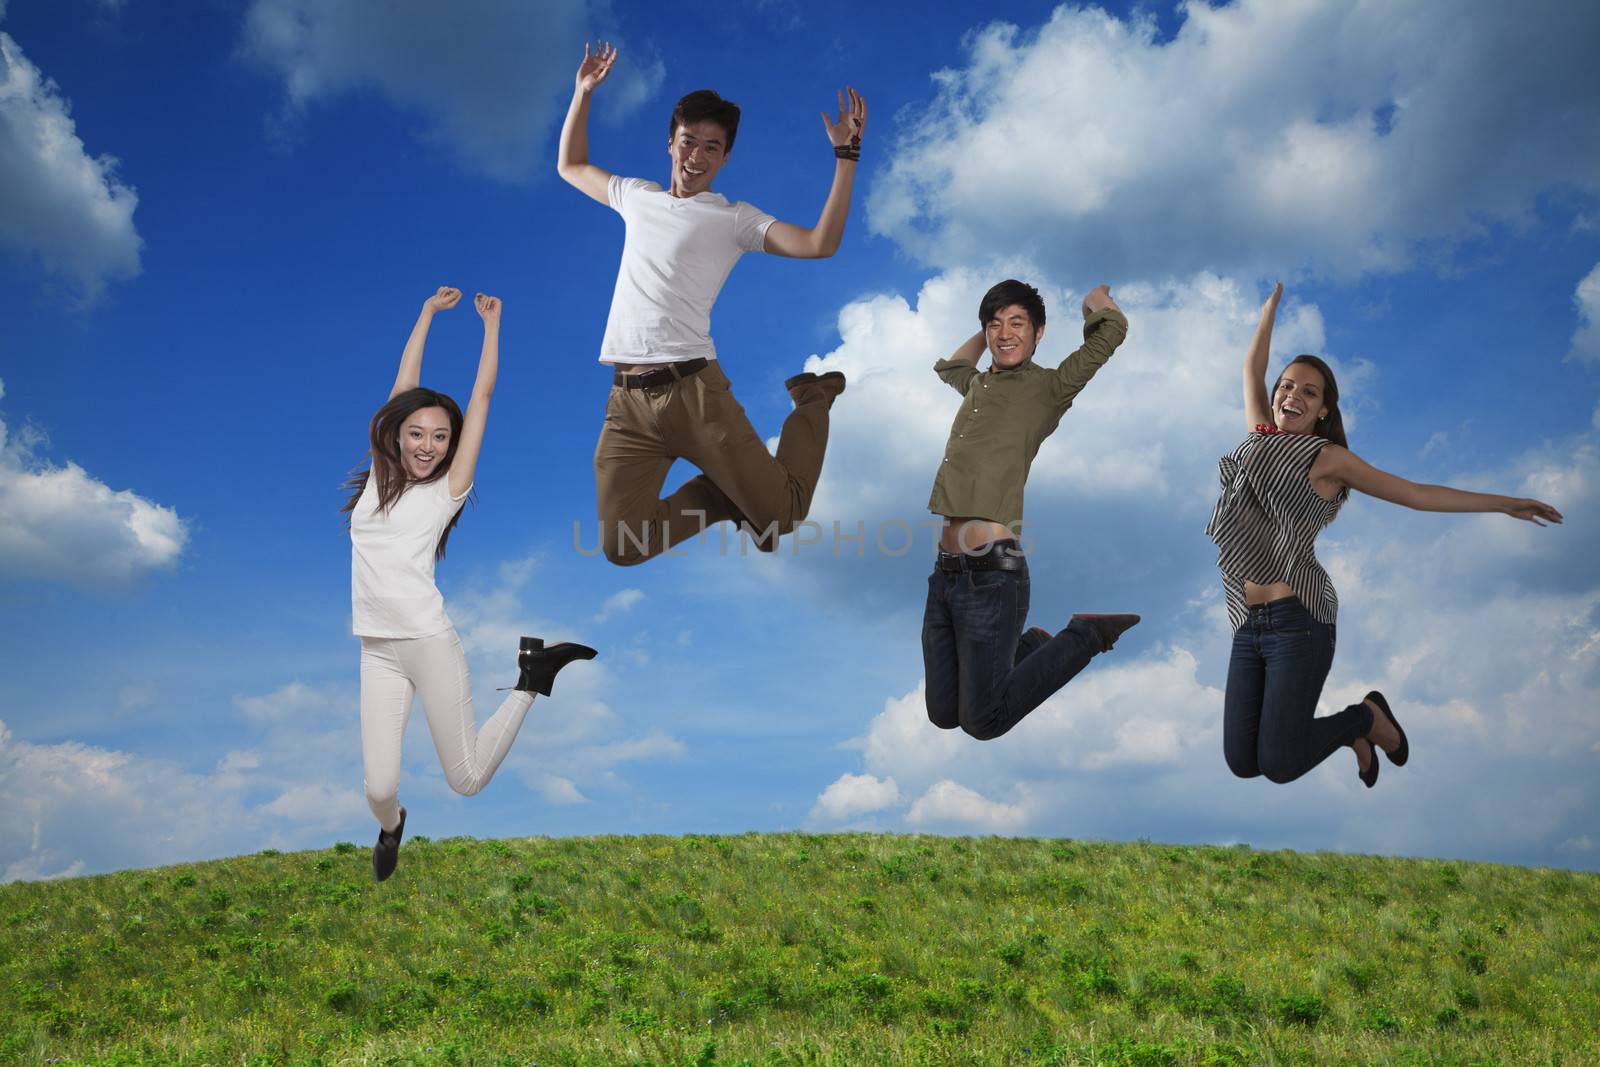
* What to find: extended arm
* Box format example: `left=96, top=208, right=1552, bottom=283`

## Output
left=556, top=42, right=618, bottom=206
left=449, top=294, right=501, bottom=498
left=1242, top=282, right=1281, bottom=429
left=390, top=287, right=461, bottom=401
left=1318, top=446, right=1564, bottom=525
left=763, top=88, right=867, bottom=259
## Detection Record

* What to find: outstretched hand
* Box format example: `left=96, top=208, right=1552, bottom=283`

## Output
left=1502, top=497, right=1563, bottom=526
left=475, top=292, right=501, bottom=325
left=1263, top=281, right=1283, bottom=313
left=426, top=286, right=461, bottom=312
left=576, top=41, right=617, bottom=94
left=1082, top=284, right=1119, bottom=318
left=821, top=86, right=867, bottom=148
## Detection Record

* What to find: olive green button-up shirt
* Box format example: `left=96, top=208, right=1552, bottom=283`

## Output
left=927, top=308, right=1128, bottom=530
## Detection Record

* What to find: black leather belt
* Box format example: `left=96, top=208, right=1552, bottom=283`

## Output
left=936, top=540, right=1028, bottom=573
left=613, top=357, right=709, bottom=389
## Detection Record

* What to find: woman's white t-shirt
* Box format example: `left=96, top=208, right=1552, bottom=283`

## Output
left=350, top=471, right=470, bottom=638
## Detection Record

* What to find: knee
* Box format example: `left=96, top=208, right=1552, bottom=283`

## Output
left=1257, top=755, right=1299, bottom=786
left=960, top=716, right=1004, bottom=742
left=1222, top=747, right=1259, bottom=781
left=601, top=541, right=648, bottom=567
left=598, top=521, right=650, bottom=566
left=365, top=779, right=399, bottom=812
left=446, top=773, right=486, bottom=798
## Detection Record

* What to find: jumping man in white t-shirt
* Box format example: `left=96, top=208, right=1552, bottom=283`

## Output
left=558, top=42, right=866, bottom=564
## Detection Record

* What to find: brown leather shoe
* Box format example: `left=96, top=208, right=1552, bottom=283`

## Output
left=1070, top=613, right=1141, bottom=652
left=785, top=370, right=846, bottom=405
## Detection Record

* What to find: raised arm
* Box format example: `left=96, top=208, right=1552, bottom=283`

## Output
left=449, top=293, right=501, bottom=498
left=1054, top=284, right=1128, bottom=403
left=763, top=87, right=867, bottom=259
left=933, top=330, right=984, bottom=394
left=390, top=287, right=461, bottom=401
left=1316, top=446, right=1564, bottom=525
left=557, top=42, right=618, bottom=206
left=1242, top=282, right=1281, bottom=429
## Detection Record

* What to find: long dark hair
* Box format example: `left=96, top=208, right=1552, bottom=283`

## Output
left=340, top=387, right=469, bottom=560
left=1272, top=354, right=1348, bottom=448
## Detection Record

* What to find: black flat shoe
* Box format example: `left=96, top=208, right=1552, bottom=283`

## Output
left=515, top=637, right=598, bottom=696
left=373, top=806, right=405, bottom=882
left=1354, top=739, right=1379, bottom=789
left=1366, top=690, right=1408, bottom=767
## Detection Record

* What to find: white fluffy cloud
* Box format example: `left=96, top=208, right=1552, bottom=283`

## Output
left=906, top=779, right=1027, bottom=834
left=869, top=1, right=1600, bottom=282
left=1572, top=262, right=1600, bottom=365
left=809, top=772, right=901, bottom=825
left=0, top=381, right=188, bottom=585
left=0, top=30, right=141, bottom=299
left=241, top=0, right=664, bottom=182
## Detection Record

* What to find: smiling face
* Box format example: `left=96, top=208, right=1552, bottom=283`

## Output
left=1271, top=361, right=1330, bottom=434
left=398, top=405, right=452, bottom=480
left=667, top=119, right=730, bottom=197
left=986, top=303, right=1045, bottom=370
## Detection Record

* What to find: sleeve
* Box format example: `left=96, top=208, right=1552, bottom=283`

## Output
left=733, top=200, right=778, bottom=253
left=1052, top=307, right=1128, bottom=408
left=607, top=175, right=655, bottom=213
left=933, top=358, right=979, bottom=395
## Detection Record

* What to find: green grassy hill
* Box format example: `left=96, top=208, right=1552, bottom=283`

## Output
left=2, top=833, right=1597, bottom=1066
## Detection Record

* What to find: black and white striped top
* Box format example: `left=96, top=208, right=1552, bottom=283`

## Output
left=1204, top=430, right=1348, bottom=630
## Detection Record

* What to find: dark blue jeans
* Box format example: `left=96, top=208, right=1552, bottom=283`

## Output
left=1223, top=596, right=1374, bottom=784
left=921, top=553, right=1099, bottom=741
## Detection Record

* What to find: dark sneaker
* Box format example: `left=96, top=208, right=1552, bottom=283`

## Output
left=785, top=370, right=847, bottom=405
left=373, top=806, right=406, bottom=883
left=1070, top=613, right=1141, bottom=652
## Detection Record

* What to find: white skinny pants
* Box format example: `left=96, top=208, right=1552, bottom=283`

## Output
left=359, top=628, right=534, bottom=832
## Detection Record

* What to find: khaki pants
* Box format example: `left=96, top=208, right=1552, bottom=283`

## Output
left=593, top=361, right=830, bottom=565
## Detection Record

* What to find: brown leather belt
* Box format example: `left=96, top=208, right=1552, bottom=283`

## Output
left=612, top=358, right=710, bottom=389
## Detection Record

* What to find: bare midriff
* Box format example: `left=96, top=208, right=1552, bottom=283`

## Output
left=939, top=517, right=1015, bottom=554
left=1243, top=580, right=1298, bottom=605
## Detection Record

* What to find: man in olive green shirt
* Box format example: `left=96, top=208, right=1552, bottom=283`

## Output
left=922, top=278, right=1139, bottom=740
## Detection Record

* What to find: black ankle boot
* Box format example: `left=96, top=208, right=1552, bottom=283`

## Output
left=373, top=806, right=405, bottom=882
left=514, top=636, right=598, bottom=696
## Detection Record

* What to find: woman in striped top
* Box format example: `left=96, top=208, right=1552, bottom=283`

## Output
left=1206, top=283, right=1562, bottom=789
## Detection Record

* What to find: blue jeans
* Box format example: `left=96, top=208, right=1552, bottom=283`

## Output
left=921, top=552, right=1099, bottom=741
left=1222, top=596, right=1374, bottom=784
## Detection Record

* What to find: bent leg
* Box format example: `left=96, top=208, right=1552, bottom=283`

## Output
left=401, top=629, right=535, bottom=797
left=594, top=386, right=704, bottom=565
left=922, top=570, right=960, bottom=730
left=676, top=363, right=829, bottom=539
left=359, top=638, right=412, bottom=832
left=988, top=616, right=1099, bottom=736
left=1255, top=617, right=1371, bottom=784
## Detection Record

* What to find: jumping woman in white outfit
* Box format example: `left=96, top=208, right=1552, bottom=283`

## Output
left=343, top=286, right=596, bottom=881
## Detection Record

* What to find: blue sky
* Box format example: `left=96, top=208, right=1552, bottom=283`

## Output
left=2, top=0, right=1598, bottom=881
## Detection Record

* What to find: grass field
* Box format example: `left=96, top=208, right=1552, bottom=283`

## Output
left=2, top=833, right=1597, bottom=1066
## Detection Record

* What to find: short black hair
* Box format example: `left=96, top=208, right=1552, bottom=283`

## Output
left=670, top=90, right=741, bottom=153
left=979, top=279, right=1046, bottom=331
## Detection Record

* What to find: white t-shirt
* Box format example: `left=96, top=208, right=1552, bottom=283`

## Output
left=350, top=471, right=470, bottom=638
left=598, top=175, right=777, bottom=365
